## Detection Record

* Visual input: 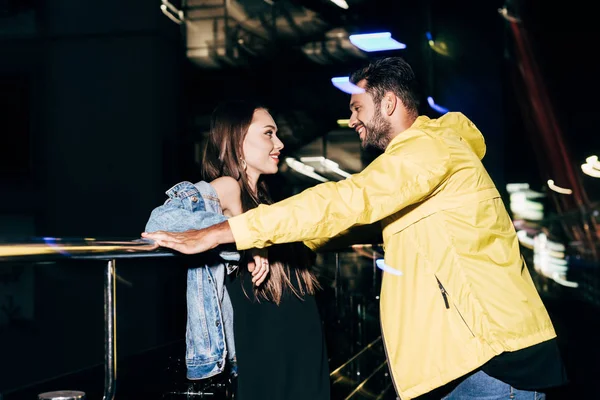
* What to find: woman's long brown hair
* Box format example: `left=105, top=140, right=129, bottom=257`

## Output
left=201, top=100, right=319, bottom=304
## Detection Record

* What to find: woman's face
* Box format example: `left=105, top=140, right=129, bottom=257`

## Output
left=242, top=109, right=284, bottom=179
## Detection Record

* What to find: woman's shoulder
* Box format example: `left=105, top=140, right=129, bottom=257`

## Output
left=210, top=176, right=241, bottom=197
left=209, top=177, right=242, bottom=215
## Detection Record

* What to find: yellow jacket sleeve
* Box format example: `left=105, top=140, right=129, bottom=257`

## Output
left=228, top=130, right=452, bottom=250
left=302, top=222, right=383, bottom=251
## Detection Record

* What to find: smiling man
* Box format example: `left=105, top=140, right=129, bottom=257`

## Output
left=143, top=57, right=566, bottom=400
left=349, top=58, right=418, bottom=152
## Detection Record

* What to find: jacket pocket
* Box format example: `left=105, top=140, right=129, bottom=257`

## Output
left=435, top=275, right=475, bottom=337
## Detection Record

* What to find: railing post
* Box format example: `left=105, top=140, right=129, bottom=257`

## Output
left=372, top=249, right=378, bottom=293
left=334, top=252, right=341, bottom=315
left=103, top=259, right=117, bottom=400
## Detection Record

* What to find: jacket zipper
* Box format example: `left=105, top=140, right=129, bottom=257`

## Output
left=435, top=276, right=475, bottom=337
left=436, top=277, right=450, bottom=309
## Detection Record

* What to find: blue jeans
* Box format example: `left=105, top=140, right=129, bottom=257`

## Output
left=442, top=371, right=545, bottom=400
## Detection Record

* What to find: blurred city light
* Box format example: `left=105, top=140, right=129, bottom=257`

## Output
left=507, top=183, right=545, bottom=221
left=349, top=32, right=406, bottom=52
left=329, top=0, right=349, bottom=9
left=427, top=96, right=449, bottom=114
left=547, top=179, right=573, bottom=195
left=300, top=156, right=352, bottom=178
left=337, top=119, right=350, bottom=128
left=426, top=32, right=449, bottom=56
left=376, top=258, right=403, bottom=276
left=285, top=157, right=329, bottom=182
left=582, top=155, right=600, bottom=178
left=331, top=76, right=365, bottom=94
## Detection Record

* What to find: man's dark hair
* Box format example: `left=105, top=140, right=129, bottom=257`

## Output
left=350, top=57, right=421, bottom=118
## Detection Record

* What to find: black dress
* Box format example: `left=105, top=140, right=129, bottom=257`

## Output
left=226, top=269, right=330, bottom=400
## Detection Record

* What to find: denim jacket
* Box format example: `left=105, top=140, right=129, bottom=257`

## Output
left=144, top=181, right=239, bottom=379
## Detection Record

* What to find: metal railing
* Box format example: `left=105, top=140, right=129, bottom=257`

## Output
left=0, top=238, right=172, bottom=400
left=1, top=238, right=385, bottom=400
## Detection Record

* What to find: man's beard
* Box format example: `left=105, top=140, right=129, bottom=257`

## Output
left=360, top=110, right=393, bottom=151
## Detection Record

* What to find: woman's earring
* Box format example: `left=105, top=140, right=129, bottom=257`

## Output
left=240, top=159, right=247, bottom=171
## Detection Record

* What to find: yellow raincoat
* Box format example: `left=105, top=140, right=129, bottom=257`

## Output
left=228, top=112, right=556, bottom=399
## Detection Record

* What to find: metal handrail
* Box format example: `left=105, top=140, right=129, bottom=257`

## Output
left=0, top=237, right=173, bottom=262
left=0, top=238, right=377, bottom=262
left=0, top=237, right=175, bottom=400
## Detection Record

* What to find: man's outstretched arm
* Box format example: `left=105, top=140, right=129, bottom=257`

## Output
left=143, top=131, right=452, bottom=254
left=228, top=132, right=451, bottom=250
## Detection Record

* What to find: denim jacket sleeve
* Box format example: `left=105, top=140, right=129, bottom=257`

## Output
left=144, top=181, right=240, bottom=262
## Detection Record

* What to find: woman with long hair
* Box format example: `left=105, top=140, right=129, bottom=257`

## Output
left=198, top=100, right=329, bottom=399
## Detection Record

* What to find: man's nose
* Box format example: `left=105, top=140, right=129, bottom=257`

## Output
left=349, top=114, right=358, bottom=128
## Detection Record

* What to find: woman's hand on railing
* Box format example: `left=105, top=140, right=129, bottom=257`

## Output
left=141, top=220, right=234, bottom=255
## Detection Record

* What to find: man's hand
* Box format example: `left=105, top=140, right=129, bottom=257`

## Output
left=141, top=221, right=235, bottom=254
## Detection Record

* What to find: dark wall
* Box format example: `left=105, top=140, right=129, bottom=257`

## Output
left=425, top=0, right=507, bottom=189
left=0, top=0, right=187, bottom=392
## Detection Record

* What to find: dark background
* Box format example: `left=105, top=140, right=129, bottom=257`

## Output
left=1, top=0, right=599, bottom=398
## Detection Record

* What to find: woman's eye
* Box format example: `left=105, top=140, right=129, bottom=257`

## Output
left=265, top=131, right=274, bottom=136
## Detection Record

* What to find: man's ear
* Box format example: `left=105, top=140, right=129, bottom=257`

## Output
left=383, top=92, right=397, bottom=116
